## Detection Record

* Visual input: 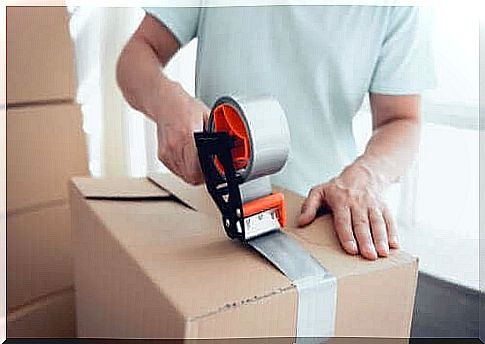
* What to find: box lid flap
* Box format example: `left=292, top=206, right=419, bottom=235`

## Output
left=148, top=172, right=219, bottom=216
left=71, top=176, right=171, bottom=200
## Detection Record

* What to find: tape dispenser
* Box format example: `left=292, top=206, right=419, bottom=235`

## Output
left=194, top=95, right=291, bottom=241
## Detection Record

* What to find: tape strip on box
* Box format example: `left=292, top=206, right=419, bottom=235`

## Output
left=249, top=231, right=337, bottom=343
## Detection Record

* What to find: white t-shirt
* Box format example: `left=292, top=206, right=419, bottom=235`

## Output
left=145, top=5, right=435, bottom=196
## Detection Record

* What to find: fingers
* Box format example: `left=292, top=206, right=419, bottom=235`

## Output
left=350, top=206, right=399, bottom=260
left=182, top=142, right=204, bottom=185
left=383, top=207, right=400, bottom=249
left=301, top=180, right=399, bottom=260
left=298, top=187, right=325, bottom=227
left=160, top=133, right=203, bottom=185
left=156, top=102, right=208, bottom=184
left=160, top=153, right=184, bottom=179
left=161, top=138, right=185, bottom=177
left=369, top=207, right=389, bottom=257
left=158, top=139, right=183, bottom=178
left=333, top=206, right=358, bottom=255
left=351, top=208, right=378, bottom=260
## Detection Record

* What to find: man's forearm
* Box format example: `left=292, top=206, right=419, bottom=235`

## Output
left=340, top=117, right=421, bottom=191
left=116, top=32, right=187, bottom=123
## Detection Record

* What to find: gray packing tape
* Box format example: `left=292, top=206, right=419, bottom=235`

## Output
left=208, top=95, right=291, bottom=182
left=249, top=231, right=337, bottom=343
left=239, top=176, right=272, bottom=203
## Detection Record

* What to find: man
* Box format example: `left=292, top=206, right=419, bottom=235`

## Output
left=116, top=5, right=434, bottom=261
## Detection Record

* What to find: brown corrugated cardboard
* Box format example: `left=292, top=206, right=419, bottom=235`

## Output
left=7, top=203, right=73, bottom=310
left=7, top=103, right=89, bottom=213
left=70, top=175, right=418, bottom=339
left=6, top=7, right=76, bottom=105
left=7, top=288, right=75, bottom=338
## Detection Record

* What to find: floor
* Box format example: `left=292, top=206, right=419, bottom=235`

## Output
left=411, top=272, right=480, bottom=338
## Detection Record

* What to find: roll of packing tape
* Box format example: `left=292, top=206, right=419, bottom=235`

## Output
left=208, top=95, right=291, bottom=182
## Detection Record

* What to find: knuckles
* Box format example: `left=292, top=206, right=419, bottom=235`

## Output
left=158, top=147, right=168, bottom=162
left=308, top=186, right=321, bottom=197
left=353, top=215, right=369, bottom=227
left=184, top=172, right=202, bottom=186
left=324, top=182, right=382, bottom=210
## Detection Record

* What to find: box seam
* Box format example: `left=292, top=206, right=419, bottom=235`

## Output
left=6, top=98, right=76, bottom=109
left=187, top=284, right=296, bottom=323
left=146, top=177, right=196, bottom=211
left=6, top=199, right=68, bottom=217
left=6, top=286, right=74, bottom=321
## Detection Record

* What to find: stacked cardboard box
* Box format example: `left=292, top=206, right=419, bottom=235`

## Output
left=6, top=6, right=89, bottom=338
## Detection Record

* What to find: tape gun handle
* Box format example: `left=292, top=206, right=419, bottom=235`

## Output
left=193, top=131, right=246, bottom=240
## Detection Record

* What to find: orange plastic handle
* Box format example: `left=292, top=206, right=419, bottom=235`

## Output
left=242, top=192, right=286, bottom=227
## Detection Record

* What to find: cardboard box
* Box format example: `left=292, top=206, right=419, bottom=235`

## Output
left=6, top=6, right=76, bottom=105
left=7, top=288, right=75, bottom=338
left=70, top=174, right=418, bottom=339
left=7, top=203, right=73, bottom=310
left=7, top=103, right=89, bottom=213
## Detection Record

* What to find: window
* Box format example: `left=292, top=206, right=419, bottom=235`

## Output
left=353, top=4, right=479, bottom=289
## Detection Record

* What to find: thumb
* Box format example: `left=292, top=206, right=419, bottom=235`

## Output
left=298, top=187, right=325, bottom=227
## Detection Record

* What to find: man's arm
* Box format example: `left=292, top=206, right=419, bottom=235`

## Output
left=117, top=14, right=179, bottom=119
left=117, top=14, right=209, bottom=184
left=298, top=94, right=421, bottom=260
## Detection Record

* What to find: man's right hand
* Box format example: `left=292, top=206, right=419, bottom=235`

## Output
left=156, top=88, right=210, bottom=185
left=117, top=14, right=210, bottom=185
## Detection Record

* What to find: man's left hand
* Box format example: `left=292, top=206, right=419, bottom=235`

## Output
left=297, top=161, right=399, bottom=260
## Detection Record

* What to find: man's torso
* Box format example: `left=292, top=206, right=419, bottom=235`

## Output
left=193, top=6, right=392, bottom=195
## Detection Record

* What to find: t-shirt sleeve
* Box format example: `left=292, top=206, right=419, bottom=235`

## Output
left=143, top=6, right=201, bottom=46
left=369, top=6, right=436, bottom=95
